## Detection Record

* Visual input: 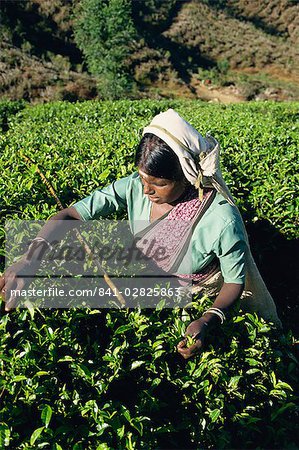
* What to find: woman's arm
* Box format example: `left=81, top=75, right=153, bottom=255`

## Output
left=197, top=282, right=244, bottom=324
left=177, top=282, right=244, bottom=359
left=27, top=207, right=82, bottom=262
left=0, top=207, right=82, bottom=311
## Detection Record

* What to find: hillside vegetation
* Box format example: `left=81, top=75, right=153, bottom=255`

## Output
left=0, top=0, right=298, bottom=102
left=166, top=1, right=297, bottom=71
left=226, top=0, right=299, bottom=42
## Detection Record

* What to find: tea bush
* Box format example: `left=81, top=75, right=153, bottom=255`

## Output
left=0, top=99, right=298, bottom=449
left=0, top=99, right=297, bottom=236
left=1, top=299, right=298, bottom=450
left=0, top=100, right=26, bottom=132
left=0, top=304, right=298, bottom=449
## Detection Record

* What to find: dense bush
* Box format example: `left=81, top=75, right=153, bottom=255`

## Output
left=0, top=303, right=297, bottom=449
left=0, top=100, right=298, bottom=449
left=1, top=99, right=297, bottom=236
left=0, top=100, right=26, bottom=131
left=73, top=0, right=137, bottom=99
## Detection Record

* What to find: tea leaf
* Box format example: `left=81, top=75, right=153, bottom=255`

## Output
left=41, top=405, right=52, bottom=428
left=30, top=426, right=45, bottom=445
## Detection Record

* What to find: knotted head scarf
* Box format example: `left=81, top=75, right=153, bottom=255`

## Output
left=142, top=108, right=235, bottom=206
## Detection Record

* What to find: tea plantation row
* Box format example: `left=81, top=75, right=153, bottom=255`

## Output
left=0, top=100, right=298, bottom=449
left=1, top=99, right=298, bottom=238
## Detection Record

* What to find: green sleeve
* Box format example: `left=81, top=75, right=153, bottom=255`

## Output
left=72, top=175, right=130, bottom=220
left=213, top=220, right=246, bottom=284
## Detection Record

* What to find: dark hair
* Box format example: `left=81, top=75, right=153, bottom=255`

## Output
left=135, top=133, right=186, bottom=181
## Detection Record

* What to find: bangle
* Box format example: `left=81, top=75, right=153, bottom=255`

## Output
left=28, top=237, right=53, bottom=252
left=203, top=309, right=224, bottom=324
left=202, top=308, right=226, bottom=324
left=208, top=308, right=226, bottom=321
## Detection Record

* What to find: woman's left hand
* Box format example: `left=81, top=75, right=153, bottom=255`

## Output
left=177, top=318, right=208, bottom=359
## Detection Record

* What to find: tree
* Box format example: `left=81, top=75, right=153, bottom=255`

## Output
left=73, top=0, right=136, bottom=99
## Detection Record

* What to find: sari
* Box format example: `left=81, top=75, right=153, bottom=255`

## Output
left=135, top=186, right=282, bottom=328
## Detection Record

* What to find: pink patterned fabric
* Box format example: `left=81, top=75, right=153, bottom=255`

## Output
left=177, top=258, right=219, bottom=283
left=136, top=187, right=217, bottom=279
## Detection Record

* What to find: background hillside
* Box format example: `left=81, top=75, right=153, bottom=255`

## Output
left=0, top=0, right=298, bottom=102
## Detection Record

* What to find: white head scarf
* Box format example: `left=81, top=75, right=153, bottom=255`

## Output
left=142, top=108, right=235, bottom=206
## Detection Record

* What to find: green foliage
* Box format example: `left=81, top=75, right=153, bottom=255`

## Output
left=0, top=305, right=298, bottom=448
left=0, top=100, right=26, bottom=131
left=1, top=99, right=297, bottom=236
left=73, top=0, right=137, bottom=99
left=217, top=59, right=230, bottom=75
left=0, top=99, right=298, bottom=448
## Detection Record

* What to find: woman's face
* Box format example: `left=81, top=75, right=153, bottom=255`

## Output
left=138, top=168, right=186, bottom=205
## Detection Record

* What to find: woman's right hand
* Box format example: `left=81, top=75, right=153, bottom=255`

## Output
left=0, top=257, right=40, bottom=312
left=177, top=318, right=208, bottom=359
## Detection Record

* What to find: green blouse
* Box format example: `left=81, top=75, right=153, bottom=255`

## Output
left=72, top=172, right=246, bottom=284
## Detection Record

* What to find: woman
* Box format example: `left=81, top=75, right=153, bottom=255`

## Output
left=0, top=109, right=281, bottom=359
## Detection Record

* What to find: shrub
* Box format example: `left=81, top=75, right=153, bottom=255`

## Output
left=73, top=0, right=137, bottom=99
left=0, top=304, right=297, bottom=449
left=0, top=99, right=26, bottom=131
